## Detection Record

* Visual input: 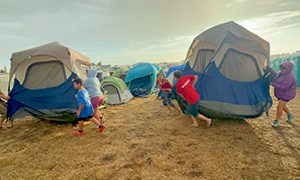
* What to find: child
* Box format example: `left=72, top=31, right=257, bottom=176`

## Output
left=173, top=71, right=212, bottom=127
left=156, top=73, right=178, bottom=111
left=271, top=62, right=296, bottom=127
left=84, top=68, right=105, bottom=124
left=73, top=78, right=105, bottom=135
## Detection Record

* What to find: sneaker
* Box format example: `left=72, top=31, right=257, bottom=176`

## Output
left=271, top=120, right=280, bottom=127
left=73, top=131, right=85, bottom=136
left=98, top=125, right=105, bottom=133
left=287, top=114, right=295, bottom=123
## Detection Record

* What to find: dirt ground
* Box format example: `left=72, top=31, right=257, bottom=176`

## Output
left=0, top=89, right=300, bottom=179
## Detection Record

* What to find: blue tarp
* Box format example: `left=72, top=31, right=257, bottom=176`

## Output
left=125, top=63, right=162, bottom=97
left=8, top=73, right=77, bottom=118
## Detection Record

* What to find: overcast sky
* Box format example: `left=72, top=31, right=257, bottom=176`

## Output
left=0, top=0, right=300, bottom=68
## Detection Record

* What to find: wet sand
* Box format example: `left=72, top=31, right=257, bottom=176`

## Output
left=0, top=89, right=299, bottom=179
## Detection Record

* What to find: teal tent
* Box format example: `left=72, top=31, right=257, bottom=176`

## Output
left=271, top=53, right=300, bottom=86
left=125, top=63, right=162, bottom=97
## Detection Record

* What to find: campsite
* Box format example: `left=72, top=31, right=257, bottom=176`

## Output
left=0, top=90, right=300, bottom=179
left=1, top=0, right=300, bottom=179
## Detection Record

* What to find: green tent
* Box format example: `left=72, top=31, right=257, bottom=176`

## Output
left=102, top=77, right=133, bottom=104
left=271, top=54, right=300, bottom=86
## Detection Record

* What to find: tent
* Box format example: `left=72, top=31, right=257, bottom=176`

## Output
left=271, top=53, right=300, bottom=86
left=8, top=42, right=91, bottom=121
left=125, top=63, right=162, bottom=97
left=182, top=21, right=272, bottom=119
left=166, top=65, right=183, bottom=85
left=112, top=66, right=129, bottom=81
left=102, top=77, right=133, bottom=104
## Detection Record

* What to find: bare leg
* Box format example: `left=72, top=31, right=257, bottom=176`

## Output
left=93, top=107, right=101, bottom=123
left=198, top=114, right=212, bottom=127
left=78, top=121, right=84, bottom=132
left=276, top=101, right=284, bottom=120
left=189, top=116, right=199, bottom=127
left=282, top=103, right=290, bottom=115
left=90, top=117, right=101, bottom=126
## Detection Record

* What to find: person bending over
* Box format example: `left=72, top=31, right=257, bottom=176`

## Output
left=173, top=71, right=212, bottom=127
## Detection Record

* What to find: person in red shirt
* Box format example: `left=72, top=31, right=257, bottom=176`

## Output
left=174, top=71, right=212, bottom=127
left=156, top=73, right=180, bottom=112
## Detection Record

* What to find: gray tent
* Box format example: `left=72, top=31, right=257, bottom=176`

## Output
left=181, top=21, right=272, bottom=119
left=8, top=42, right=91, bottom=121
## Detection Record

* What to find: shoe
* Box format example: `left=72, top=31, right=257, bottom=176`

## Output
left=287, top=114, right=295, bottom=123
left=73, top=131, right=85, bottom=136
left=271, top=120, right=280, bottom=127
left=98, top=125, right=105, bottom=133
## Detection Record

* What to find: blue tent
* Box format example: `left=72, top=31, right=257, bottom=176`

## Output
left=125, top=63, right=162, bottom=97
left=8, top=42, right=91, bottom=121
left=181, top=21, right=272, bottom=119
left=166, top=65, right=183, bottom=77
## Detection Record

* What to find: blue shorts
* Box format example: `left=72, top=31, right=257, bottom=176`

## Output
left=187, top=101, right=200, bottom=117
left=163, top=92, right=174, bottom=106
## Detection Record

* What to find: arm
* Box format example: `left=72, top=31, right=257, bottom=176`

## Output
left=0, top=92, right=10, bottom=101
left=77, top=104, right=84, bottom=116
left=191, top=76, right=198, bottom=87
left=156, top=81, right=162, bottom=89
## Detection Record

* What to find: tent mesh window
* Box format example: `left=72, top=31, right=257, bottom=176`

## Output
left=23, top=61, right=66, bottom=89
left=193, top=49, right=215, bottom=72
left=103, top=85, right=121, bottom=102
left=219, top=49, right=261, bottom=82
left=74, top=61, right=89, bottom=80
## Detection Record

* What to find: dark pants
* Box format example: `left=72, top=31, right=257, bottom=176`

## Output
left=163, top=92, right=174, bottom=106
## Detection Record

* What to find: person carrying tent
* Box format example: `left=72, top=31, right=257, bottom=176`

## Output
left=84, top=68, right=105, bottom=124
left=270, top=62, right=296, bottom=127
left=0, top=89, right=11, bottom=128
left=72, top=78, right=105, bottom=135
left=173, top=71, right=212, bottom=127
left=156, top=73, right=180, bottom=112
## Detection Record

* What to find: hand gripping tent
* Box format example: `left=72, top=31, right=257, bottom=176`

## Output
left=8, top=42, right=91, bottom=120
left=102, top=76, right=133, bottom=104
left=182, top=21, right=272, bottom=119
left=125, top=63, right=162, bottom=97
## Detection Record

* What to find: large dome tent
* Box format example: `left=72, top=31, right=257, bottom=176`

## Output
left=8, top=42, right=91, bottom=121
left=182, top=21, right=272, bottom=119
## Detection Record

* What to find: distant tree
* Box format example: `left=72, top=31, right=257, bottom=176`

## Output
left=97, top=61, right=102, bottom=66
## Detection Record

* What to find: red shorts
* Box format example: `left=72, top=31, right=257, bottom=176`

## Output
left=91, top=96, right=104, bottom=108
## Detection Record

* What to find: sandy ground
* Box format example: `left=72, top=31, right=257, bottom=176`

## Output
left=0, top=89, right=300, bottom=179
